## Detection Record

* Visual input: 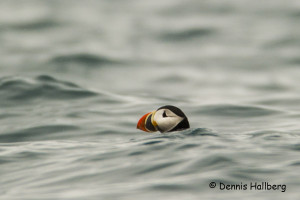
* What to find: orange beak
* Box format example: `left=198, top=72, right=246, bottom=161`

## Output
left=137, top=111, right=157, bottom=132
left=137, top=112, right=152, bottom=132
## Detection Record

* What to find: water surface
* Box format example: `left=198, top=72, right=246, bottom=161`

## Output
left=1, top=0, right=300, bottom=199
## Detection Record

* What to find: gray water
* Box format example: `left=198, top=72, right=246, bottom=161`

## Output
left=1, top=0, right=300, bottom=199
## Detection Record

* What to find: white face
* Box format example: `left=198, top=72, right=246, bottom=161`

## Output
left=153, top=109, right=184, bottom=133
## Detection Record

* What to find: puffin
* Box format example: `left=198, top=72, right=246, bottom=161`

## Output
left=137, top=105, right=190, bottom=133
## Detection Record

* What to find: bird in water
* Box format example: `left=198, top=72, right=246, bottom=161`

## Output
left=137, top=105, right=190, bottom=133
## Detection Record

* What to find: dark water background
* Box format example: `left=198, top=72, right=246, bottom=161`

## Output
left=1, top=0, right=300, bottom=199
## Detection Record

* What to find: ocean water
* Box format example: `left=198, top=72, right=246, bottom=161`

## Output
left=1, top=0, right=300, bottom=199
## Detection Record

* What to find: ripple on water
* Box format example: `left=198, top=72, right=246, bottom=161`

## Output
left=135, top=160, right=182, bottom=175
left=199, top=104, right=281, bottom=117
left=0, top=125, right=80, bottom=143
left=141, top=128, right=218, bottom=141
left=247, top=130, right=289, bottom=141
left=158, top=27, right=216, bottom=42
left=137, top=129, right=219, bottom=152
left=4, top=18, right=60, bottom=31
left=181, top=128, right=219, bottom=137
left=0, top=75, right=97, bottom=105
left=181, top=154, right=236, bottom=175
left=49, top=53, right=122, bottom=67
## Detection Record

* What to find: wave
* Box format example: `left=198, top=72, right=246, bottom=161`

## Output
left=3, top=18, right=59, bottom=31
left=198, top=104, right=281, bottom=117
left=0, top=75, right=97, bottom=105
left=49, top=53, right=122, bottom=66
left=139, top=128, right=219, bottom=146
left=158, top=27, right=216, bottom=42
left=0, top=125, right=79, bottom=143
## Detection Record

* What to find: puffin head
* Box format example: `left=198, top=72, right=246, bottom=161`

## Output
left=137, top=105, right=190, bottom=133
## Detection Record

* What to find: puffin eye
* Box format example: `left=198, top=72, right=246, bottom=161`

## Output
left=162, top=111, right=167, bottom=118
